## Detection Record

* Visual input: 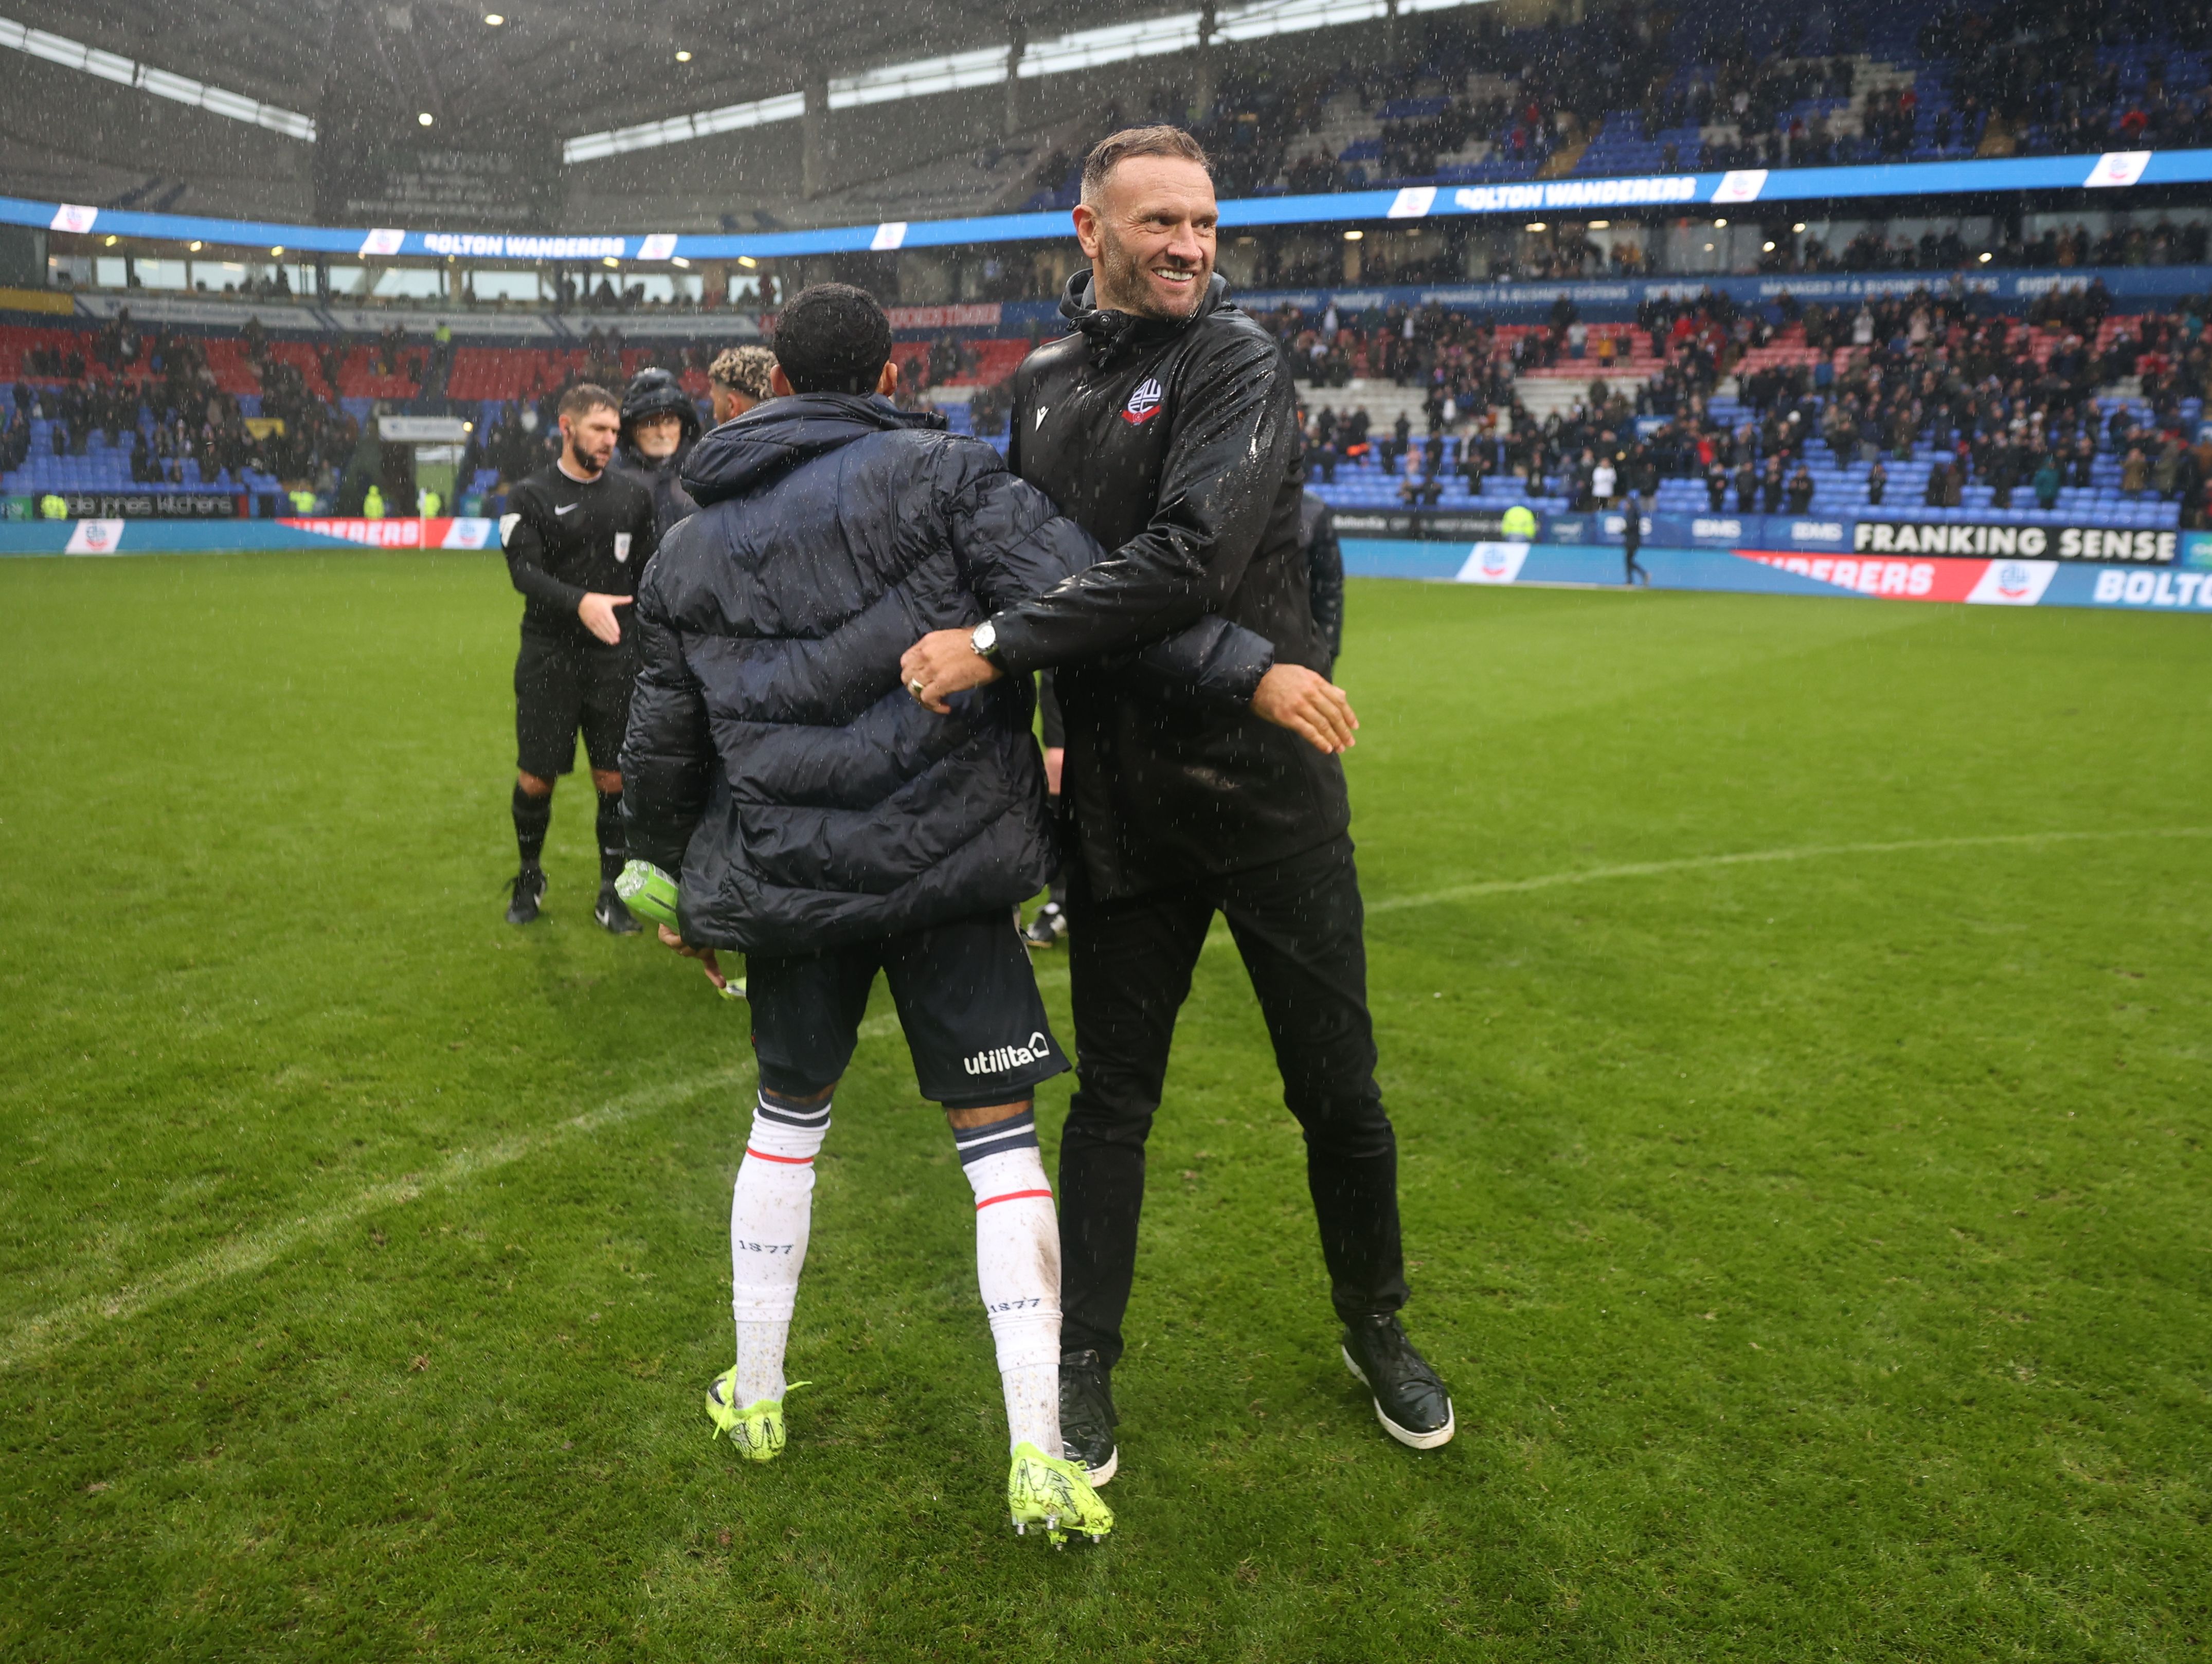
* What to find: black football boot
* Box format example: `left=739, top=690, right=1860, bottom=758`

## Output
left=1059, top=1348, right=1120, bottom=1485
left=506, top=866, right=547, bottom=926
left=594, top=881, right=641, bottom=935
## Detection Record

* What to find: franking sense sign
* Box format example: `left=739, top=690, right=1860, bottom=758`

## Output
left=1851, top=521, right=2178, bottom=563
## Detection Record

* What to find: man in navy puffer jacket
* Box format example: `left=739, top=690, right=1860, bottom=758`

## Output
left=616, top=284, right=1280, bottom=1544
left=622, top=294, right=1274, bottom=949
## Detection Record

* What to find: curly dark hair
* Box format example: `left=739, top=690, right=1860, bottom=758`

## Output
left=771, top=283, right=892, bottom=396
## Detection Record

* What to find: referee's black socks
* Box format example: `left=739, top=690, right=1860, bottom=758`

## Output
left=512, top=783, right=551, bottom=870
left=596, top=790, right=626, bottom=884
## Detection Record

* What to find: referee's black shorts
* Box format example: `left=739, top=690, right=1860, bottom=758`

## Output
left=515, top=633, right=636, bottom=780
left=747, top=908, right=1068, bottom=1108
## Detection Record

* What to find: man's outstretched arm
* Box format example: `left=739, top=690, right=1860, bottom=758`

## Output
left=910, top=444, right=1355, bottom=752
left=503, top=497, right=633, bottom=645
left=906, top=331, right=1297, bottom=691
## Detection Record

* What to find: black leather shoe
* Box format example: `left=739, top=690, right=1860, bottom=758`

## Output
left=505, top=866, right=546, bottom=926
left=1340, top=1314, right=1455, bottom=1449
left=1059, top=1348, right=1119, bottom=1485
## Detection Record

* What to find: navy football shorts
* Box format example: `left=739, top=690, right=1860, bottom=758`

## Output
left=747, top=907, right=1068, bottom=1108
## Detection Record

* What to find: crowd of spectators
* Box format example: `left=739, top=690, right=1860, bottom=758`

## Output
left=1032, top=72, right=1346, bottom=207
left=1927, top=0, right=2212, bottom=156
left=915, top=333, right=981, bottom=391
left=1257, top=288, right=1728, bottom=404
left=962, top=381, right=1012, bottom=437
left=1756, top=219, right=2210, bottom=277
left=1267, top=279, right=2212, bottom=528
left=451, top=333, right=746, bottom=496
left=463, top=401, right=558, bottom=489
left=13, top=256, right=2208, bottom=526
left=7, top=309, right=364, bottom=495
left=1024, top=0, right=2209, bottom=209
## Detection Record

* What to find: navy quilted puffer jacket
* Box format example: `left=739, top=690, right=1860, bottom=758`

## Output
left=620, top=393, right=1273, bottom=954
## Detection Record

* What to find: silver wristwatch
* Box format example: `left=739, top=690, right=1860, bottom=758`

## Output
left=970, top=619, right=999, bottom=660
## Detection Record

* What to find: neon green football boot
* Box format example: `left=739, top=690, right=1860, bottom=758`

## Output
left=705, top=1367, right=798, bottom=1462
left=621, top=861, right=746, bottom=1001
left=615, top=860, right=680, bottom=931
left=1007, top=1441, right=1114, bottom=1546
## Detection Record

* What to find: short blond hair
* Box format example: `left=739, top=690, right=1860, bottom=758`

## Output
left=1080, top=126, right=1212, bottom=205
left=709, top=345, right=777, bottom=401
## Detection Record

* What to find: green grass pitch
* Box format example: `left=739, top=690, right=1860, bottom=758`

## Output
left=3, top=552, right=2208, bottom=1660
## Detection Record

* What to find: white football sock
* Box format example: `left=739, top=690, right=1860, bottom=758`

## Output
left=955, top=1111, right=1062, bottom=1455
left=730, top=1091, right=829, bottom=1406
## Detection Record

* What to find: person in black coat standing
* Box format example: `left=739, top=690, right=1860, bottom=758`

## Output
left=610, top=367, right=701, bottom=538
left=902, top=127, right=1455, bottom=1480
left=1300, top=486, right=1345, bottom=675
left=618, top=283, right=1299, bottom=1543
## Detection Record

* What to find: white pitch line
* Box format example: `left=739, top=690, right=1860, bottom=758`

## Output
left=0, top=1012, right=903, bottom=1372
left=0, top=1066, right=751, bottom=1371
left=1174, top=826, right=2212, bottom=954
left=1363, top=826, right=2212, bottom=916
left=8, top=830, right=2202, bottom=1366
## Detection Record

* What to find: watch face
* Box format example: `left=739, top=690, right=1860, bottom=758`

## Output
left=974, top=621, right=997, bottom=656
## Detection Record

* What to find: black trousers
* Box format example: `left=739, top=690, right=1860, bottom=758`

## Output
left=1058, top=833, right=1407, bottom=1368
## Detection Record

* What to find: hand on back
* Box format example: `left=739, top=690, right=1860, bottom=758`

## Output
left=1250, top=663, right=1357, bottom=754
left=900, top=629, right=1001, bottom=713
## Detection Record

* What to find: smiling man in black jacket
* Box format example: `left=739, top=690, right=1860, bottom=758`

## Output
left=902, top=127, right=1454, bottom=1481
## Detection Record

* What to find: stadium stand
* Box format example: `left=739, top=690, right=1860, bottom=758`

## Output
left=7, top=273, right=2210, bottom=531
left=1256, top=283, right=2208, bottom=532
left=8, top=0, right=2212, bottom=524
left=995, top=0, right=2212, bottom=214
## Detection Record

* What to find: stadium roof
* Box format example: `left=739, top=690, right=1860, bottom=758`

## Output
left=0, top=0, right=1414, bottom=159
left=559, top=0, right=1492, bottom=162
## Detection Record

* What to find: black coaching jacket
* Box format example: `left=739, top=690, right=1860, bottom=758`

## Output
left=619, top=393, right=1272, bottom=954
left=987, top=270, right=1350, bottom=900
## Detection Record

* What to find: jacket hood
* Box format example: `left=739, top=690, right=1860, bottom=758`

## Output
left=679, top=393, right=945, bottom=507
left=619, top=378, right=702, bottom=451
left=1058, top=268, right=1234, bottom=367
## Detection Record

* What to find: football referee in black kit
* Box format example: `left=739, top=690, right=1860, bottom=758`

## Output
left=500, top=382, right=659, bottom=931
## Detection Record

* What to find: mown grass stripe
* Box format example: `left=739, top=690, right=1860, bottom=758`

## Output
left=8, top=831, right=2202, bottom=1371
